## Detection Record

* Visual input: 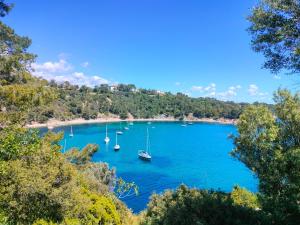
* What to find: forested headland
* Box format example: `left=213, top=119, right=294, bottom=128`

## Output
left=27, top=81, right=252, bottom=124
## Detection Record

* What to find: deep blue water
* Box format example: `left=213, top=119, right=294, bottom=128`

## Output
left=43, top=122, right=257, bottom=213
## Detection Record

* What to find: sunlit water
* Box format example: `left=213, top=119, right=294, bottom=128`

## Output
left=41, top=122, right=257, bottom=213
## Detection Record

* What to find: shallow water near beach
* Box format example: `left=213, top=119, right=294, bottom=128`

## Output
left=42, top=121, right=258, bottom=213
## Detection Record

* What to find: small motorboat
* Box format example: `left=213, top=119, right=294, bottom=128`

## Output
left=129, top=122, right=134, bottom=125
left=188, top=122, right=193, bottom=125
left=124, top=127, right=129, bottom=130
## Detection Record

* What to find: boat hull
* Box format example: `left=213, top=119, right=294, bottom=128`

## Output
left=139, top=155, right=151, bottom=161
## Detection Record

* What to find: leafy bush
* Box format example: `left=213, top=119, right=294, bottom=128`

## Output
left=141, top=185, right=268, bottom=225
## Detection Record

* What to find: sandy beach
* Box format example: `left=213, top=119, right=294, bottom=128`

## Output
left=25, top=116, right=237, bottom=129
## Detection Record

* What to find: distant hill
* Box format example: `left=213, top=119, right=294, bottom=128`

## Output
left=27, top=80, right=269, bottom=123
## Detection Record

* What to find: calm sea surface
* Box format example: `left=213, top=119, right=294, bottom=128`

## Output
left=42, top=121, right=257, bottom=213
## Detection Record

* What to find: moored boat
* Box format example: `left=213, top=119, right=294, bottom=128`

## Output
left=138, top=127, right=152, bottom=161
left=69, top=126, right=74, bottom=137
left=138, top=150, right=151, bottom=160
left=117, top=122, right=123, bottom=135
left=114, top=132, right=120, bottom=151
left=104, top=124, right=110, bottom=143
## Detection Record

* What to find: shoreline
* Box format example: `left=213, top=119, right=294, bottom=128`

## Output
left=26, top=117, right=237, bottom=129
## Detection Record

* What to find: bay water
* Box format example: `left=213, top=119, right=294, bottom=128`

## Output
left=45, top=121, right=257, bottom=212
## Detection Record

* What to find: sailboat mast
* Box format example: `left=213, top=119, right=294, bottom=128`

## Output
left=116, top=132, right=118, bottom=145
left=106, top=124, right=108, bottom=137
left=146, top=127, right=149, bottom=152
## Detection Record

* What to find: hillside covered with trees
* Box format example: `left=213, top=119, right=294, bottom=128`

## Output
left=28, top=81, right=250, bottom=123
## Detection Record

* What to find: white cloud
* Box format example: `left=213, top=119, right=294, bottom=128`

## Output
left=191, top=85, right=204, bottom=91
left=73, top=72, right=85, bottom=79
left=191, top=83, right=242, bottom=100
left=248, top=84, right=259, bottom=96
left=248, top=84, right=268, bottom=99
left=191, top=83, right=216, bottom=95
left=218, top=85, right=241, bottom=100
left=81, top=61, right=89, bottom=68
left=190, top=83, right=271, bottom=102
left=44, top=72, right=109, bottom=87
left=32, top=59, right=109, bottom=87
left=92, top=75, right=109, bottom=84
left=32, top=59, right=72, bottom=74
left=175, top=82, right=181, bottom=86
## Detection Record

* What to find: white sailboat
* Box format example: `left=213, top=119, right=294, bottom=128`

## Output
left=116, top=122, right=123, bottom=135
left=104, top=124, right=110, bottom=144
left=138, top=127, right=152, bottom=161
left=114, top=132, right=120, bottom=151
left=69, top=126, right=74, bottom=137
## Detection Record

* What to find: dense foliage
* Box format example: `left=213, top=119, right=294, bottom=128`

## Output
left=0, top=126, right=137, bottom=224
left=232, top=89, right=300, bottom=225
left=248, top=0, right=300, bottom=73
left=141, top=185, right=265, bottom=225
left=0, top=0, right=54, bottom=126
left=28, top=81, right=250, bottom=123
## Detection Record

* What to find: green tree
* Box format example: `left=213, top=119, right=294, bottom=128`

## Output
left=0, top=0, right=12, bottom=17
left=0, top=3, right=131, bottom=224
left=231, top=186, right=260, bottom=209
left=231, top=89, right=300, bottom=225
left=142, top=185, right=267, bottom=225
left=0, top=129, right=125, bottom=224
left=248, top=0, right=300, bottom=73
left=0, top=0, right=55, bottom=126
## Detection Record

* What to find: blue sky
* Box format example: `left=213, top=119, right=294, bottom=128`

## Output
left=3, top=0, right=298, bottom=103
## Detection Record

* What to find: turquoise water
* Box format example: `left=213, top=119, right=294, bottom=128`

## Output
left=46, top=122, right=257, bottom=213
